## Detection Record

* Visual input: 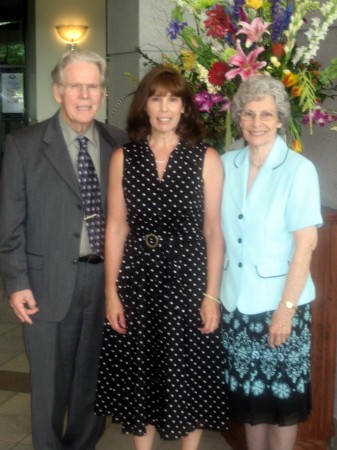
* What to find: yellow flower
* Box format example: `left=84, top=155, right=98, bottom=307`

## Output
left=270, top=56, right=281, bottom=68
left=181, top=50, right=196, bottom=71
left=291, top=139, right=302, bottom=153
left=282, top=71, right=299, bottom=88
left=162, top=55, right=181, bottom=72
left=245, top=0, right=263, bottom=10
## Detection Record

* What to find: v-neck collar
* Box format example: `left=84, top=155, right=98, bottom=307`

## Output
left=146, top=139, right=181, bottom=183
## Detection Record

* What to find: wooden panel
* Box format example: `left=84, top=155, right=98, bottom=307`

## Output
left=223, top=207, right=337, bottom=449
left=295, top=441, right=327, bottom=450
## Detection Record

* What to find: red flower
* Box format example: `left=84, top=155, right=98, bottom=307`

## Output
left=204, top=5, right=233, bottom=39
left=271, top=42, right=285, bottom=58
left=208, top=61, right=230, bottom=86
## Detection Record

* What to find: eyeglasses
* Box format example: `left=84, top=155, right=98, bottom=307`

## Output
left=60, top=83, right=103, bottom=95
left=239, top=110, right=277, bottom=122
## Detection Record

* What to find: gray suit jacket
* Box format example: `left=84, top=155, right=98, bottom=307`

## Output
left=0, top=112, right=128, bottom=321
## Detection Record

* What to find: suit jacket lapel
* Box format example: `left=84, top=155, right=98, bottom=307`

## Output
left=42, top=115, right=118, bottom=212
left=42, top=114, right=81, bottom=199
left=95, top=121, right=117, bottom=214
left=229, top=149, right=248, bottom=213
left=246, top=136, right=289, bottom=208
left=228, top=136, right=289, bottom=212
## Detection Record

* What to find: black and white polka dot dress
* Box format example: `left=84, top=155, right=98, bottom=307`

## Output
left=95, top=139, right=229, bottom=439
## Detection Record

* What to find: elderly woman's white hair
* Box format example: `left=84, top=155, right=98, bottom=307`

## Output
left=231, top=74, right=291, bottom=132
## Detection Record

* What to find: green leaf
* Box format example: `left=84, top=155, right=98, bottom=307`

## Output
left=171, top=5, right=184, bottom=22
left=189, top=0, right=224, bottom=12
left=320, top=57, right=337, bottom=84
left=297, top=71, right=317, bottom=113
left=180, top=27, right=214, bottom=68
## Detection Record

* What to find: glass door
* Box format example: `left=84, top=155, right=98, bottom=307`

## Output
left=0, top=0, right=27, bottom=163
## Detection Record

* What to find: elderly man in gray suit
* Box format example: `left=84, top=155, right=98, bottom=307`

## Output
left=0, top=50, right=128, bottom=449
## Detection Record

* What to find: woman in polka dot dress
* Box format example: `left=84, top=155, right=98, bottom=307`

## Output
left=95, top=66, right=229, bottom=449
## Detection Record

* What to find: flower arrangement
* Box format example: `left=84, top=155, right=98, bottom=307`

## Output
left=158, top=0, right=337, bottom=152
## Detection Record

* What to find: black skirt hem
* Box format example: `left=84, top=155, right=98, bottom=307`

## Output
left=229, top=411, right=311, bottom=427
left=97, top=416, right=229, bottom=440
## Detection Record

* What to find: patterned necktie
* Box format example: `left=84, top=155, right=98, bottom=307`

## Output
left=77, top=136, right=105, bottom=257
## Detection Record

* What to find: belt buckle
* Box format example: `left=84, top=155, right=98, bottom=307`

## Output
left=78, top=254, right=103, bottom=264
left=87, top=254, right=103, bottom=264
left=144, top=233, right=159, bottom=248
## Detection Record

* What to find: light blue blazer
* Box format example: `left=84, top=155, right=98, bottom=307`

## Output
left=220, top=135, right=323, bottom=314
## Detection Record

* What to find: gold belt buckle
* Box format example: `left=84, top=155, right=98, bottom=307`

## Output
left=144, top=233, right=159, bottom=248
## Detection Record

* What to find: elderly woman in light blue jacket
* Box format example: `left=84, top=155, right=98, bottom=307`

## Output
left=220, top=75, right=322, bottom=450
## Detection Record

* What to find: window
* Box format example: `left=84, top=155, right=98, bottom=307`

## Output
left=0, top=0, right=26, bottom=162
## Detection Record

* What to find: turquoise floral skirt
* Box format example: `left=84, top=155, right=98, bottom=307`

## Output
left=222, top=304, right=312, bottom=426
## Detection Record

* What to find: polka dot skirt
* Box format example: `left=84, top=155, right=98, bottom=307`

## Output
left=95, top=140, right=229, bottom=439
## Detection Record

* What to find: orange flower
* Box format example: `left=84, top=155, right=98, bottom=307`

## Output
left=291, top=139, right=302, bottom=153
left=291, top=86, right=303, bottom=97
left=282, top=72, right=299, bottom=88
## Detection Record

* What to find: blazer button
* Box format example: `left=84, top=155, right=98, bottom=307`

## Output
left=74, top=232, right=80, bottom=238
left=238, top=214, right=244, bottom=219
left=238, top=262, right=243, bottom=268
left=238, top=238, right=242, bottom=243
left=77, top=204, right=83, bottom=210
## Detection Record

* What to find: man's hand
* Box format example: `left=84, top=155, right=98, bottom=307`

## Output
left=9, top=289, right=39, bottom=324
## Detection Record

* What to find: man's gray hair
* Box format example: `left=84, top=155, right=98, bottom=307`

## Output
left=51, top=50, right=107, bottom=87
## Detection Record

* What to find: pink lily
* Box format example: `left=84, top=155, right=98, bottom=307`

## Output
left=237, top=18, right=271, bottom=48
left=225, top=41, right=267, bottom=81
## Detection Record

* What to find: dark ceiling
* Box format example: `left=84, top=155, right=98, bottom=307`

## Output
left=0, top=0, right=24, bottom=23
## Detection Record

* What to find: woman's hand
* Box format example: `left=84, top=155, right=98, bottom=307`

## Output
left=199, top=297, right=220, bottom=334
left=269, top=305, right=295, bottom=348
left=106, top=296, right=127, bottom=334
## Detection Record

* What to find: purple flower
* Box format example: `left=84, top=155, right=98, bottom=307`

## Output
left=232, top=0, right=246, bottom=23
left=167, top=20, right=187, bottom=40
left=194, top=91, right=230, bottom=113
left=220, top=98, right=231, bottom=112
left=302, top=105, right=337, bottom=126
left=270, top=0, right=293, bottom=42
left=194, top=92, right=214, bottom=113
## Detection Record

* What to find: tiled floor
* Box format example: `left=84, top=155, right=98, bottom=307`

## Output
left=0, top=277, right=232, bottom=450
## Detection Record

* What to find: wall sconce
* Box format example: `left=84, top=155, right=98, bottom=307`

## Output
left=55, top=25, right=88, bottom=50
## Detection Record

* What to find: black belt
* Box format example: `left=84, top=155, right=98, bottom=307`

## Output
left=132, top=231, right=203, bottom=249
left=78, top=254, right=103, bottom=264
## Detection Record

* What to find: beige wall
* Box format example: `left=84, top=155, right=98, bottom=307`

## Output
left=106, top=0, right=173, bottom=130
left=33, top=0, right=106, bottom=123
